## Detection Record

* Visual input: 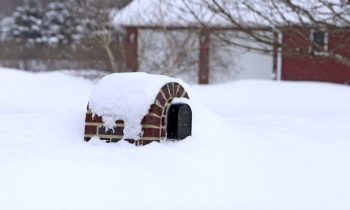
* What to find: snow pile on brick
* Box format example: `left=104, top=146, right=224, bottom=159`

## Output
left=88, top=72, right=185, bottom=140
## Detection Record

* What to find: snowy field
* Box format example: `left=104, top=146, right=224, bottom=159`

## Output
left=1, top=68, right=350, bottom=210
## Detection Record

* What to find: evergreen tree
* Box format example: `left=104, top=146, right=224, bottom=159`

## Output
left=10, top=0, right=44, bottom=43
left=42, top=1, right=75, bottom=45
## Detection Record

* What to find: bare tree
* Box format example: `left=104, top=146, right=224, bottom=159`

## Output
left=137, top=28, right=240, bottom=83
left=69, top=0, right=124, bottom=72
left=138, top=30, right=198, bottom=77
left=128, top=0, right=240, bottom=83
left=181, top=0, right=350, bottom=66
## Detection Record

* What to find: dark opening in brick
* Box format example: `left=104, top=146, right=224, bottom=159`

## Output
left=167, top=103, right=192, bottom=140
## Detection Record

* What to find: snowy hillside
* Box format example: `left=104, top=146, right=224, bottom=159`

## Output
left=1, top=68, right=350, bottom=210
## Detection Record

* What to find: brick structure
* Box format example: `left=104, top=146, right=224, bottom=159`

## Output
left=84, top=82, right=189, bottom=146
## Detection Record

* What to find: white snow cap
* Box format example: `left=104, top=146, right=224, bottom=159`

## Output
left=113, top=0, right=233, bottom=27
left=88, top=72, right=186, bottom=140
left=113, top=0, right=350, bottom=28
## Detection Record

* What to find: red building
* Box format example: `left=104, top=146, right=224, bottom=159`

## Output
left=281, top=27, right=350, bottom=85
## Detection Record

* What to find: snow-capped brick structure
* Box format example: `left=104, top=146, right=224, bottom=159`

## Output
left=84, top=73, right=190, bottom=146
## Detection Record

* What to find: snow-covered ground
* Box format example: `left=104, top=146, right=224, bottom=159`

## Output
left=1, top=68, right=350, bottom=210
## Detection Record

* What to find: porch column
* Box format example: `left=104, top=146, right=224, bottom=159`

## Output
left=272, top=32, right=279, bottom=80
left=199, top=29, right=210, bottom=84
left=125, top=27, right=138, bottom=72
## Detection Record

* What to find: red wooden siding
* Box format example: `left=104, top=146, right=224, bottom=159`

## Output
left=125, top=27, right=138, bottom=72
left=281, top=29, right=350, bottom=84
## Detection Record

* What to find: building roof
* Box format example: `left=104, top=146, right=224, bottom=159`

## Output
left=113, top=0, right=234, bottom=28
left=113, top=0, right=350, bottom=29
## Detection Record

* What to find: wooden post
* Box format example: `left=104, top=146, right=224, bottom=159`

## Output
left=199, top=29, right=210, bottom=84
left=125, top=27, right=138, bottom=72
left=272, top=32, right=278, bottom=80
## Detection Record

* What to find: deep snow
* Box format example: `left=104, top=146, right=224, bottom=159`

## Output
left=1, top=68, right=350, bottom=210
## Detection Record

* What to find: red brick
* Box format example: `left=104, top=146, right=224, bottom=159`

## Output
left=177, top=86, right=185, bottom=98
left=174, top=83, right=180, bottom=95
left=85, top=125, right=97, bottom=134
left=93, top=115, right=103, bottom=123
left=141, top=115, right=161, bottom=126
left=86, top=113, right=103, bottom=123
left=115, top=127, right=124, bottom=135
left=142, top=128, right=160, bottom=138
left=167, top=83, right=173, bottom=98
left=162, top=85, right=170, bottom=99
left=149, top=104, right=163, bottom=116
left=85, top=113, right=93, bottom=122
left=168, top=83, right=173, bottom=97
left=156, top=92, right=167, bottom=107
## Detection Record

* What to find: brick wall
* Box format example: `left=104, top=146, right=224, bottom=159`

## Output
left=84, top=82, right=189, bottom=146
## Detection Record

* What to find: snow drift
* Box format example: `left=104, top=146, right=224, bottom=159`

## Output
left=1, top=68, right=350, bottom=210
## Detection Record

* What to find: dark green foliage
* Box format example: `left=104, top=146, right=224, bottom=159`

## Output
left=42, top=1, right=76, bottom=45
left=11, top=0, right=44, bottom=42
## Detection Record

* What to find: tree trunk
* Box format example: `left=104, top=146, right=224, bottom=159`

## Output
left=104, top=44, right=118, bottom=73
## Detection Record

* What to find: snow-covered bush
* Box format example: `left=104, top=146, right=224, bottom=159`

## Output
left=8, top=1, right=79, bottom=46
left=0, top=0, right=125, bottom=73
left=42, top=2, right=75, bottom=46
left=10, top=0, right=44, bottom=43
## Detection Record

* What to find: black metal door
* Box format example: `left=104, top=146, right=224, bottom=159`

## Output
left=167, top=103, right=192, bottom=140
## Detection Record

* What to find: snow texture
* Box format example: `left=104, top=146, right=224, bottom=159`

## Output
left=113, top=0, right=231, bottom=27
left=114, top=0, right=350, bottom=27
left=1, top=68, right=350, bottom=210
left=88, top=72, right=186, bottom=139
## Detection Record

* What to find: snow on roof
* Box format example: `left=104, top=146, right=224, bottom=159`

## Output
left=113, top=0, right=350, bottom=28
left=88, top=72, right=186, bottom=140
left=113, top=0, right=232, bottom=27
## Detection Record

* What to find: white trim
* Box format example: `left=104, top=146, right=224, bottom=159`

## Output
left=309, top=29, right=329, bottom=55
